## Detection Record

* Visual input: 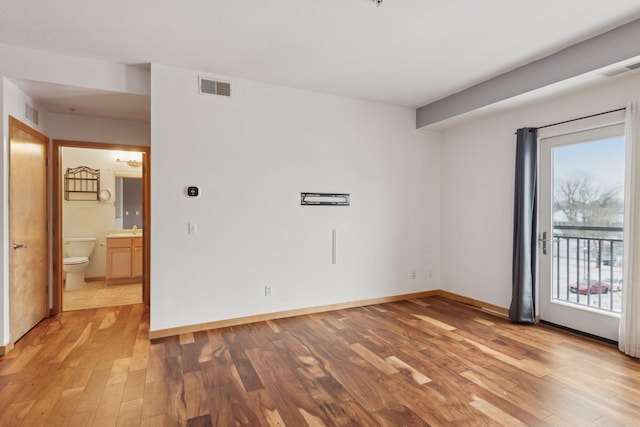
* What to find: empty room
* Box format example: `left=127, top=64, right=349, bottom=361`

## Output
left=1, top=1, right=640, bottom=425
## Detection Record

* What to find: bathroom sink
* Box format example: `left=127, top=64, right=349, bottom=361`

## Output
left=106, top=232, right=143, bottom=238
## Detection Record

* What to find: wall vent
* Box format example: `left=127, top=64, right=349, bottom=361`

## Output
left=25, top=103, right=39, bottom=125
left=199, top=77, right=231, bottom=97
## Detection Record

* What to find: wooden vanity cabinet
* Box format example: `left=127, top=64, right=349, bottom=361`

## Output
left=106, top=236, right=143, bottom=284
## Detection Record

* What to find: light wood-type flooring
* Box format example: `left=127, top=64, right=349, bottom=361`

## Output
left=64, top=281, right=142, bottom=311
left=1, top=296, right=640, bottom=426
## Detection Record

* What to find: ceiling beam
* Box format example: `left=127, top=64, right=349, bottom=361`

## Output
left=416, top=18, right=640, bottom=129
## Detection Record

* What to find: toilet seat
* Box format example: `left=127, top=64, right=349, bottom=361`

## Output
left=64, top=256, right=89, bottom=265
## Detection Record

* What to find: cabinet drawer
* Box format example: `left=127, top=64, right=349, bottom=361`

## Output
left=107, top=237, right=132, bottom=248
left=133, top=237, right=143, bottom=248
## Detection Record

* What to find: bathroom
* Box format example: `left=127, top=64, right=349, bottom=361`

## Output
left=62, top=146, right=146, bottom=310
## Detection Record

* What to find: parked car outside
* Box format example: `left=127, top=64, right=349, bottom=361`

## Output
left=569, top=279, right=610, bottom=295
left=603, top=278, right=623, bottom=292
left=601, top=255, right=616, bottom=266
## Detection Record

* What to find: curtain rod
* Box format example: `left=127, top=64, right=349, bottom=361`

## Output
left=537, top=107, right=626, bottom=130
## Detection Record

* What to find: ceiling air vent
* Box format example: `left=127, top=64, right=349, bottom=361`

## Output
left=25, top=103, right=39, bottom=125
left=199, top=77, right=231, bottom=97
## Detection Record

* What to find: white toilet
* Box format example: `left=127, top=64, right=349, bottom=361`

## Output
left=63, top=237, right=96, bottom=290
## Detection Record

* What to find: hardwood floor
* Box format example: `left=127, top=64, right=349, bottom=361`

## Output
left=1, top=296, right=639, bottom=426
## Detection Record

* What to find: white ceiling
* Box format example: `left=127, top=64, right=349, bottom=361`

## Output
left=2, top=0, right=640, bottom=121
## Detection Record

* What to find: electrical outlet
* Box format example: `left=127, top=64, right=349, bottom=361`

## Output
left=411, top=271, right=416, bottom=280
left=265, top=285, right=272, bottom=296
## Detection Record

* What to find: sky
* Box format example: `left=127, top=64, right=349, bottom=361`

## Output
left=553, top=135, right=626, bottom=198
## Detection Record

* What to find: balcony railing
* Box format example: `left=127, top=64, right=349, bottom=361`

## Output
left=551, top=225, right=623, bottom=314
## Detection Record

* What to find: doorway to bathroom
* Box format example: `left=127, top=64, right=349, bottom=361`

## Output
left=52, top=140, right=150, bottom=313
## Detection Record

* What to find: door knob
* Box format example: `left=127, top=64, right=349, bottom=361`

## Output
left=12, top=243, right=27, bottom=250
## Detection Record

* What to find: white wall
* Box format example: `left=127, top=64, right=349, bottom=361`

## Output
left=150, top=64, right=441, bottom=333
left=3, top=80, right=49, bottom=135
left=48, top=113, right=150, bottom=146
left=440, top=72, right=640, bottom=310
left=62, top=147, right=143, bottom=278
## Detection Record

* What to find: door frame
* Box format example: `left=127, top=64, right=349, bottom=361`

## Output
left=9, top=116, right=50, bottom=342
left=51, top=140, right=151, bottom=314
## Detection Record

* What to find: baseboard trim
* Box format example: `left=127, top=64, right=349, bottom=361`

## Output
left=148, top=290, right=509, bottom=340
left=435, top=290, right=509, bottom=317
left=0, top=341, right=14, bottom=356
left=149, top=290, right=441, bottom=339
left=86, top=276, right=106, bottom=283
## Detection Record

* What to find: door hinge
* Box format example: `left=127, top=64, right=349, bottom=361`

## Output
left=45, top=157, right=48, bottom=166
left=45, top=284, right=49, bottom=294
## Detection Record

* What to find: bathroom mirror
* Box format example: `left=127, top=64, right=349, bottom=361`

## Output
left=115, top=176, right=143, bottom=229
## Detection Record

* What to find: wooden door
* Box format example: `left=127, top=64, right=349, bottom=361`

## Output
left=9, top=117, right=49, bottom=342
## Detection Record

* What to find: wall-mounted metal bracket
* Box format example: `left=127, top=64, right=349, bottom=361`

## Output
left=300, top=193, right=350, bottom=206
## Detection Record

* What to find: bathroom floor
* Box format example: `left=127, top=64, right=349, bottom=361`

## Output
left=63, top=280, right=142, bottom=311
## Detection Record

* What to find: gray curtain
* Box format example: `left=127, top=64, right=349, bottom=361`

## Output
left=509, top=127, right=538, bottom=324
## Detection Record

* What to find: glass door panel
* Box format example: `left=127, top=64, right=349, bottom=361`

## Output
left=539, top=123, right=624, bottom=341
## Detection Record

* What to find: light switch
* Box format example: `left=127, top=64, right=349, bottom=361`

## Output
left=188, top=222, right=198, bottom=235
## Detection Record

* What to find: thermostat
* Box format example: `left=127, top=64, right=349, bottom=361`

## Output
left=186, top=186, right=200, bottom=197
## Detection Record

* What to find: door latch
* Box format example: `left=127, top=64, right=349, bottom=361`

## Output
left=538, top=232, right=548, bottom=255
